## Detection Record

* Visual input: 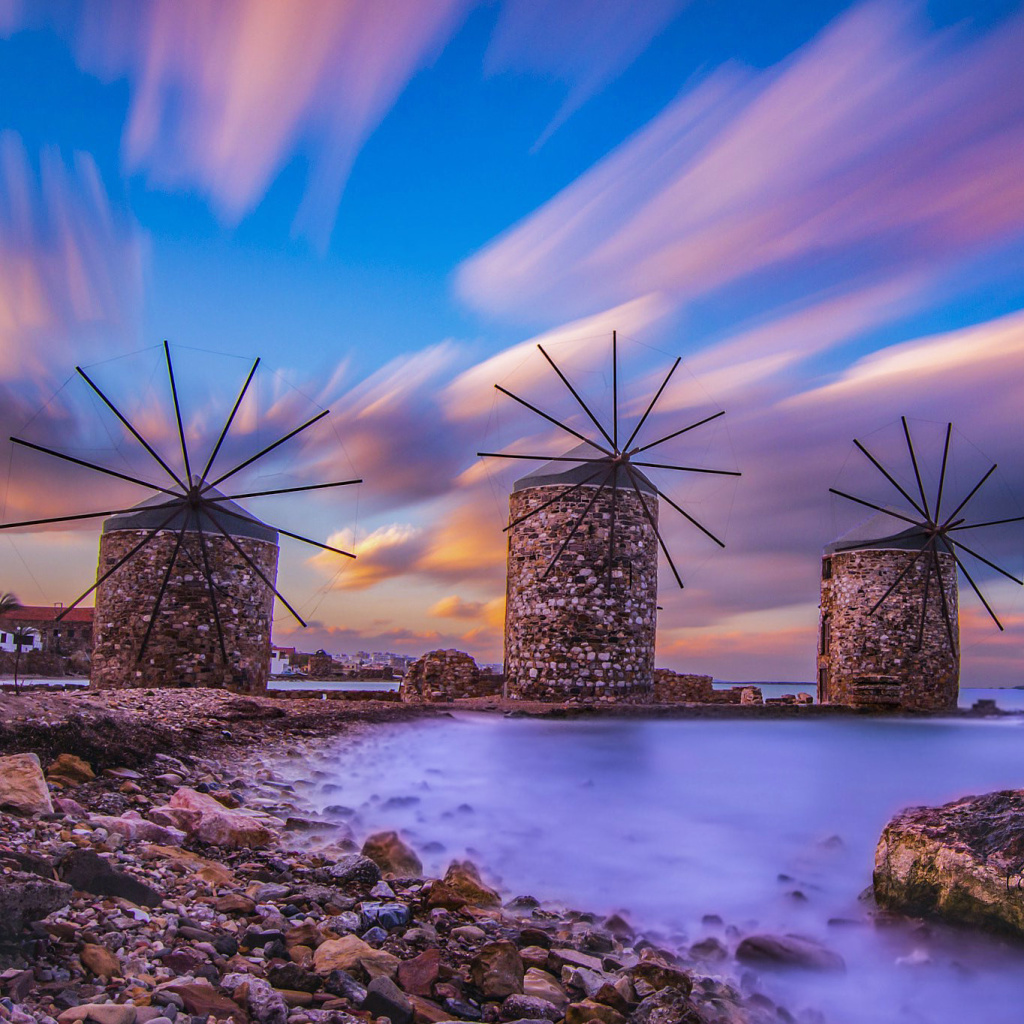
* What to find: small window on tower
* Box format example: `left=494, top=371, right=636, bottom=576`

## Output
left=822, top=557, right=832, bottom=580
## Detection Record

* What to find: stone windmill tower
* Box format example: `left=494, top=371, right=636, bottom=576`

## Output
left=3, top=342, right=360, bottom=692
left=480, top=333, right=739, bottom=702
left=821, top=418, right=1022, bottom=711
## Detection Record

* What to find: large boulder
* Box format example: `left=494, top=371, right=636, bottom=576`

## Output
left=362, top=831, right=423, bottom=877
left=427, top=860, right=501, bottom=909
left=167, top=787, right=277, bottom=848
left=735, top=934, right=844, bottom=972
left=59, top=849, right=162, bottom=907
left=400, top=649, right=500, bottom=702
left=47, top=753, right=96, bottom=786
left=0, top=870, right=72, bottom=938
left=470, top=940, right=524, bottom=998
left=0, top=753, right=54, bottom=815
left=874, top=789, right=1024, bottom=936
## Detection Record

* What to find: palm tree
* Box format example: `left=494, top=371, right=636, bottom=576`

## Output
left=10, top=626, right=34, bottom=695
left=0, top=593, right=22, bottom=693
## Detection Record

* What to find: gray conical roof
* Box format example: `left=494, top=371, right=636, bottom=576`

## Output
left=103, top=479, right=278, bottom=544
left=824, top=509, right=950, bottom=556
left=513, top=442, right=657, bottom=495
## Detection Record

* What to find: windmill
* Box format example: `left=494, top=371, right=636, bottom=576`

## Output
left=478, top=331, right=739, bottom=701
left=820, top=417, right=1023, bottom=710
left=1, top=342, right=360, bottom=692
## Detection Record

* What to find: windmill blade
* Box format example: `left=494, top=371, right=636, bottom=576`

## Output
left=55, top=505, right=183, bottom=620
left=901, top=417, right=931, bottom=521
left=10, top=437, right=181, bottom=497
left=204, top=409, right=329, bottom=491
left=478, top=451, right=609, bottom=464
left=0, top=499, right=181, bottom=531
left=868, top=547, right=928, bottom=615
left=951, top=549, right=1005, bottom=631
left=503, top=465, right=609, bottom=533
left=612, top=330, right=619, bottom=451
left=941, top=463, right=998, bottom=528
left=625, top=465, right=684, bottom=589
left=77, top=365, right=186, bottom=489
left=934, top=422, right=952, bottom=522
left=210, top=479, right=362, bottom=502
left=628, top=410, right=726, bottom=457
left=137, top=522, right=189, bottom=661
left=210, top=501, right=356, bottom=558
left=950, top=537, right=1024, bottom=585
left=622, top=357, right=681, bottom=453
left=204, top=508, right=308, bottom=626
left=494, top=385, right=611, bottom=455
left=853, top=438, right=928, bottom=520
left=200, top=356, right=260, bottom=484
left=930, top=546, right=959, bottom=653
left=828, top=488, right=921, bottom=527
left=195, top=523, right=230, bottom=664
left=915, top=555, right=934, bottom=651
left=164, top=341, right=193, bottom=483
left=631, top=460, right=741, bottom=477
left=949, top=514, right=1024, bottom=531
left=541, top=468, right=614, bottom=580
left=607, top=469, right=618, bottom=589
left=537, top=344, right=614, bottom=449
left=655, top=487, right=726, bottom=548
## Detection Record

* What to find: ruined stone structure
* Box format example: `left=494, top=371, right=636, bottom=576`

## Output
left=90, top=490, right=278, bottom=692
left=399, top=649, right=502, bottom=702
left=818, top=514, right=959, bottom=710
left=504, top=459, right=658, bottom=701
left=651, top=670, right=764, bottom=705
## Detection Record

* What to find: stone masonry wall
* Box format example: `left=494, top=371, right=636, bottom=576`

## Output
left=651, top=670, right=764, bottom=705
left=818, top=548, right=959, bottom=711
left=399, top=649, right=502, bottom=702
left=91, top=528, right=277, bottom=692
left=505, top=483, right=657, bottom=701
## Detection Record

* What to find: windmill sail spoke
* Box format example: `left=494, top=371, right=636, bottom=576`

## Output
left=164, top=341, right=193, bottom=483
left=612, top=330, right=618, bottom=451
left=196, top=523, right=230, bottom=664
left=951, top=538, right=1024, bottom=585
left=204, top=508, right=308, bottom=626
left=930, top=546, right=958, bottom=653
left=200, top=357, right=259, bottom=484
left=10, top=437, right=181, bottom=497
left=901, top=417, right=931, bottom=521
left=828, top=488, right=921, bottom=526
left=77, top=366, right=185, bottom=489
left=477, top=452, right=608, bottom=464
left=853, top=439, right=927, bottom=520
left=537, top=344, right=614, bottom=449
left=868, top=547, right=927, bottom=615
left=934, top=422, right=952, bottom=522
left=949, top=515, right=1024, bottom=531
left=541, top=469, right=613, bottom=580
left=623, top=357, right=681, bottom=452
left=494, top=385, right=610, bottom=455
left=138, top=522, right=189, bottom=660
left=608, top=470, right=618, bottom=588
left=941, top=464, right=997, bottom=529
left=915, top=555, right=933, bottom=651
left=952, top=550, right=1004, bottom=631
left=629, top=410, right=726, bottom=456
left=631, top=460, right=741, bottom=477
left=204, top=409, right=329, bottom=491
left=625, top=466, right=684, bottom=589
left=211, top=479, right=362, bottom=502
left=0, top=500, right=181, bottom=531
left=503, top=466, right=608, bottom=533
left=655, top=487, right=726, bottom=548
left=210, top=502, right=356, bottom=558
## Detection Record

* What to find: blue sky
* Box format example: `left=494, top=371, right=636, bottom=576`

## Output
left=2, top=0, right=1024, bottom=682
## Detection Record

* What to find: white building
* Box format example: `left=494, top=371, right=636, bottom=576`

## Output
left=0, top=627, right=41, bottom=654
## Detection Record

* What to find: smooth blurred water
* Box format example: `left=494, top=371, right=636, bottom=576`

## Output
left=290, top=712, right=1024, bottom=1024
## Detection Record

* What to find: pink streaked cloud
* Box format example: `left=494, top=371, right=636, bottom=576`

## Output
left=64, top=0, right=471, bottom=248
left=459, top=2, right=1024, bottom=327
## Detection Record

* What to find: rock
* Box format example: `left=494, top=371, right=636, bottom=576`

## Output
left=164, top=982, right=247, bottom=1023
left=0, top=870, right=72, bottom=938
left=328, top=854, right=382, bottom=887
left=547, top=949, right=603, bottom=974
left=168, top=787, right=276, bottom=848
left=501, top=995, right=560, bottom=1022
left=874, top=789, right=1024, bottom=937
left=216, top=894, right=257, bottom=915
left=266, top=962, right=321, bottom=994
left=57, top=1005, right=137, bottom=1024
left=88, top=814, right=186, bottom=847
left=0, top=753, right=54, bottom=816
left=59, top=850, right=162, bottom=908
left=451, top=925, right=486, bottom=943
left=363, top=975, right=413, bottom=1024
left=406, top=995, right=451, bottom=1023
left=362, top=832, right=423, bottom=877
left=629, top=988, right=696, bottom=1024
left=47, top=754, right=96, bottom=786
left=313, top=934, right=399, bottom=979
left=630, top=954, right=692, bottom=996
left=687, top=937, right=727, bottom=962
left=470, top=941, right=524, bottom=999
left=397, top=947, right=440, bottom=996
left=427, top=860, right=500, bottom=910
left=563, top=999, right=625, bottom=1024
left=522, top=969, right=567, bottom=1009
left=734, top=934, right=845, bottom=972
left=361, top=901, right=412, bottom=931
left=222, top=973, right=288, bottom=1024
left=79, top=944, right=121, bottom=979
left=323, top=970, right=367, bottom=1004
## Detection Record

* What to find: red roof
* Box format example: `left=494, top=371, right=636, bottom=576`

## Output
left=0, top=606, right=94, bottom=624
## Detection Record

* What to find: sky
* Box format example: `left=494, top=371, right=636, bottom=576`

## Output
left=2, top=0, right=1024, bottom=684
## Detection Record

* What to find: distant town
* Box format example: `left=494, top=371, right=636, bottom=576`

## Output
left=270, top=645, right=503, bottom=679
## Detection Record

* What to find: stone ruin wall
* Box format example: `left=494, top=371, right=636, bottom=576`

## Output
left=818, top=548, right=959, bottom=711
left=399, top=649, right=502, bottom=702
left=504, top=484, right=657, bottom=701
left=91, top=528, right=277, bottom=693
left=651, top=669, right=764, bottom=705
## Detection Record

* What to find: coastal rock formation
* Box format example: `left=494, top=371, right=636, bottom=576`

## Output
left=399, top=649, right=501, bottom=702
left=874, top=789, right=1024, bottom=936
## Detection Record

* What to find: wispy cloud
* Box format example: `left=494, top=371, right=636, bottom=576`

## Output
left=459, top=2, right=1024, bottom=331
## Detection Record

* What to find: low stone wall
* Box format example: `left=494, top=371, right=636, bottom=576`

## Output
left=400, top=650, right=503, bottom=702
left=651, top=670, right=763, bottom=705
